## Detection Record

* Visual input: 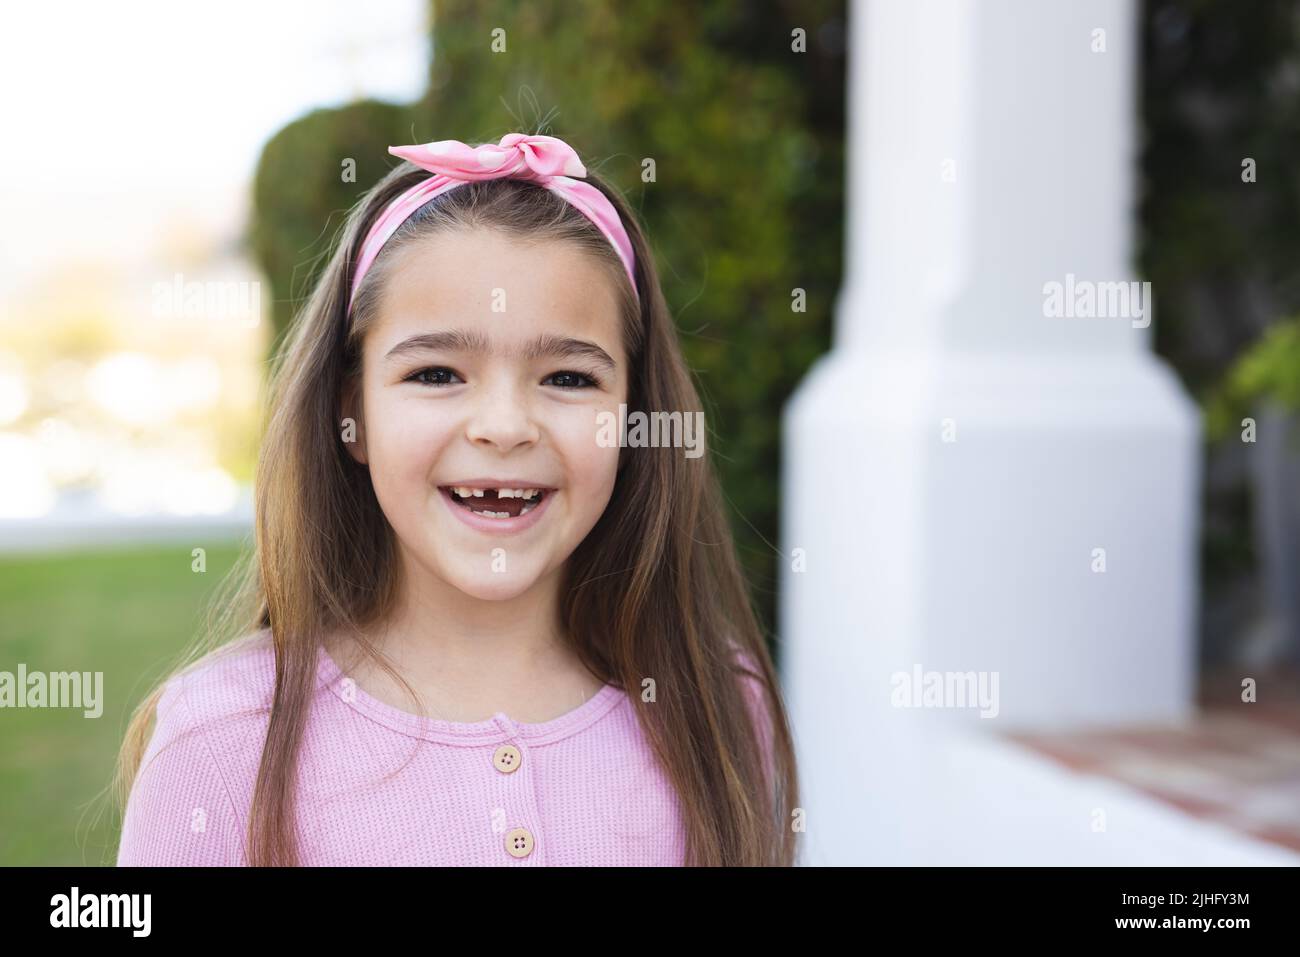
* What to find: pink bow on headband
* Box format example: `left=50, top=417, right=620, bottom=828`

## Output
left=349, top=133, right=637, bottom=311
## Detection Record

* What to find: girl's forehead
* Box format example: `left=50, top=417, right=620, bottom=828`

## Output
left=370, top=230, right=625, bottom=350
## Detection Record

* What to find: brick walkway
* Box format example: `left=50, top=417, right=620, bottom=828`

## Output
left=1005, top=666, right=1300, bottom=854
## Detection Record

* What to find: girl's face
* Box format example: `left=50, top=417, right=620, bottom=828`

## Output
left=343, top=228, right=629, bottom=602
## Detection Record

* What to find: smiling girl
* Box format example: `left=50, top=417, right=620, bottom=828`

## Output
left=114, top=132, right=798, bottom=867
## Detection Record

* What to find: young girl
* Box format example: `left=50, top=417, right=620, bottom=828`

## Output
left=114, top=131, right=798, bottom=866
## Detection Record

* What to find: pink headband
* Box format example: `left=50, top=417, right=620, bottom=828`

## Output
left=349, top=132, right=637, bottom=312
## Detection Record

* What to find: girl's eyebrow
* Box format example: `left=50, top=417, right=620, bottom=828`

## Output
left=384, top=328, right=617, bottom=373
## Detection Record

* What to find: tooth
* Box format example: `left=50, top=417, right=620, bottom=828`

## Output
left=498, top=489, right=516, bottom=498
left=454, top=486, right=473, bottom=497
left=472, top=489, right=485, bottom=497
left=522, top=489, right=537, bottom=499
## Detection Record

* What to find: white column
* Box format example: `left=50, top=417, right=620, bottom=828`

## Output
left=781, top=0, right=1200, bottom=864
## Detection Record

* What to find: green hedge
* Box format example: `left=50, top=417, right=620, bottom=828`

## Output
left=249, top=1, right=848, bottom=638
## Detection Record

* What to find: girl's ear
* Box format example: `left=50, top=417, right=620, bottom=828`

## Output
left=339, top=375, right=368, bottom=465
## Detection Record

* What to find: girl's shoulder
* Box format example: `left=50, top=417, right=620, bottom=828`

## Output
left=158, top=629, right=278, bottom=735
left=726, top=636, right=772, bottom=706
left=725, top=636, right=780, bottom=773
left=119, top=632, right=279, bottom=866
left=138, top=630, right=284, bottom=784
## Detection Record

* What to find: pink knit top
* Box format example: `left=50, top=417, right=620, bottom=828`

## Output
left=117, top=633, right=767, bottom=866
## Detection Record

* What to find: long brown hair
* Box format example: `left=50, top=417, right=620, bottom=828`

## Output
left=115, top=137, right=800, bottom=866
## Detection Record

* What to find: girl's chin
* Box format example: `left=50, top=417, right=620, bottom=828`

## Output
left=440, top=573, right=544, bottom=602
left=421, top=544, right=559, bottom=595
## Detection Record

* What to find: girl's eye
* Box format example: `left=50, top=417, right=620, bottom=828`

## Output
left=545, top=371, right=600, bottom=390
left=405, top=366, right=462, bottom=387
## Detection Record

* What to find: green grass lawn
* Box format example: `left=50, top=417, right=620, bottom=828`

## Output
left=0, top=542, right=250, bottom=865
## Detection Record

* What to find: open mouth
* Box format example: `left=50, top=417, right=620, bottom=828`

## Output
left=439, top=486, right=552, bottom=519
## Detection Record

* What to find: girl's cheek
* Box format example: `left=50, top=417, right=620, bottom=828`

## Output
left=368, top=390, right=451, bottom=471
left=559, top=420, right=620, bottom=490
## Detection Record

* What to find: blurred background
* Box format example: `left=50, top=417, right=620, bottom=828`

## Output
left=1, top=0, right=1297, bottom=865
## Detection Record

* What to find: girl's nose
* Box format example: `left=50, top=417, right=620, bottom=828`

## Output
left=464, top=383, right=541, bottom=451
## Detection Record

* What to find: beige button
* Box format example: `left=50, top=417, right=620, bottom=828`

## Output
left=493, top=744, right=521, bottom=773
left=504, top=827, right=534, bottom=858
